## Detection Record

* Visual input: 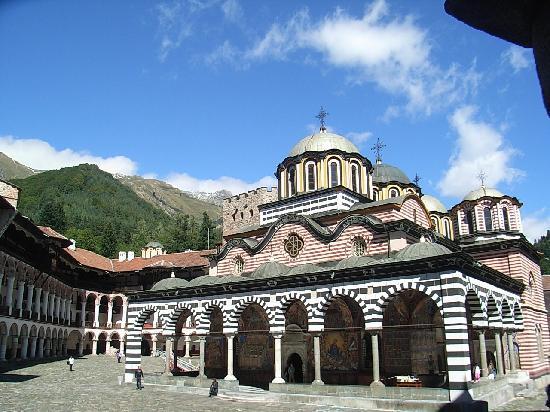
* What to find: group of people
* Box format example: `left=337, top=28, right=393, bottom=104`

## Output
left=472, top=361, right=497, bottom=382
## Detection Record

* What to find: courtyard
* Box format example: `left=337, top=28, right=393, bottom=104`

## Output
left=0, top=355, right=547, bottom=411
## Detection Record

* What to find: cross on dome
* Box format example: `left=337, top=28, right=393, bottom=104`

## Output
left=477, top=170, right=487, bottom=188
left=316, top=106, right=329, bottom=131
left=413, top=173, right=421, bottom=187
left=371, top=137, right=386, bottom=164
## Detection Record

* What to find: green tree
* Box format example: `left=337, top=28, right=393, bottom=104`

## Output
left=37, top=200, right=67, bottom=232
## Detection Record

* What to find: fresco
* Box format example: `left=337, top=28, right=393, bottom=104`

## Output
left=322, top=331, right=360, bottom=370
left=205, top=336, right=225, bottom=369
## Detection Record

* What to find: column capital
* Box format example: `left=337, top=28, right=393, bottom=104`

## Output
left=271, top=331, right=284, bottom=339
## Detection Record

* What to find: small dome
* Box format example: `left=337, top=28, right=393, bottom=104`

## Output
left=422, top=195, right=447, bottom=214
left=145, top=241, right=164, bottom=248
left=250, top=261, right=289, bottom=278
left=286, top=263, right=322, bottom=276
left=288, top=130, right=360, bottom=157
left=463, top=187, right=504, bottom=201
left=150, top=276, right=188, bottom=291
left=395, top=242, right=452, bottom=261
left=372, top=163, right=410, bottom=184
left=335, top=255, right=376, bottom=270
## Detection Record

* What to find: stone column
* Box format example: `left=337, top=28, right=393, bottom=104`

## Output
left=478, top=330, right=488, bottom=377
left=16, top=280, right=25, bottom=316
left=152, top=311, right=158, bottom=328
left=106, top=339, right=111, bottom=354
left=151, top=335, right=157, bottom=356
left=272, top=333, right=285, bottom=383
left=49, top=294, right=55, bottom=320
left=60, top=298, right=66, bottom=322
left=55, top=296, right=61, bottom=321
left=508, top=333, right=517, bottom=372
left=92, top=339, right=98, bottom=355
left=29, top=337, right=37, bottom=359
left=80, top=299, right=86, bottom=327
left=184, top=334, right=191, bottom=358
left=121, top=301, right=128, bottom=329
left=78, top=340, right=84, bottom=356
left=0, top=335, right=7, bottom=361
left=495, top=331, right=504, bottom=375
left=370, top=332, right=384, bottom=387
left=93, top=300, right=100, bottom=328
left=34, top=287, right=42, bottom=320
left=51, top=338, right=56, bottom=356
left=225, top=333, right=237, bottom=381
left=10, top=336, right=18, bottom=359
left=62, top=339, right=67, bottom=356
left=107, top=301, right=113, bottom=328
left=313, top=334, right=324, bottom=385
left=5, top=275, right=15, bottom=315
left=199, top=336, right=206, bottom=378
left=44, top=338, right=51, bottom=357
left=26, top=284, right=34, bottom=313
left=37, top=337, right=44, bottom=359
left=164, top=337, right=173, bottom=374
left=42, top=290, right=49, bottom=318
left=20, top=336, right=29, bottom=359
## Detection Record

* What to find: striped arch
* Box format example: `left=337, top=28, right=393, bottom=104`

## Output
left=501, top=300, right=515, bottom=329
left=197, top=300, right=227, bottom=334
left=486, top=294, right=502, bottom=328
left=131, top=305, right=158, bottom=331
left=163, top=302, right=195, bottom=335
left=124, top=304, right=159, bottom=383
left=312, top=287, right=368, bottom=331
left=371, top=281, right=443, bottom=328
left=272, top=293, right=315, bottom=331
left=227, top=296, right=273, bottom=331
left=465, top=286, right=486, bottom=327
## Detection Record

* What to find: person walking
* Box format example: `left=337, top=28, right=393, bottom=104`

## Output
left=473, top=364, right=481, bottom=382
left=116, top=350, right=121, bottom=363
left=135, top=366, right=144, bottom=390
left=68, top=355, right=75, bottom=372
left=209, top=379, right=218, bottom=397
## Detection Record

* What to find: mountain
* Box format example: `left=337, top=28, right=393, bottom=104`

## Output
left=116, top=175, right=221, bottom=220
left=11, top=164, right=176, bottom=258
left=185, top=189, right=232, bottom=206
left=0, top=152, right=39, bottom=180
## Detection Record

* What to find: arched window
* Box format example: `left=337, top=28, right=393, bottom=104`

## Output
left=484, top=207, right=493, bottom=231
left=373, top=189, right=379, bottom=201
left=287, top=167, right=296, bottom=197
left=431, top=217, right=439, bottom=232
left=388, top=188, right=399, bottom=198
left=502, top=207, right=510, bottom=231
left=234, top=256, right=244, bottom=275
left=443, top=219, right=451, bottom=238
left=350, top=163, right=361, bottom=193
left=413, top=209, right=417, bottom=224
left=536, top=325, right=544, bottom=361
left=466, top=210, right=475, bottom=234
left=352, top=236, right=367, bottom=256
left=328, top=159, right=341, bottom=188
left=305, top=161, right=316, bottom=192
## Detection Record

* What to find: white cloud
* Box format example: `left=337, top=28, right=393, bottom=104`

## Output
left=501, top=45, right=530, bottom=73
left=522, top=210, right=550, bottom=243
left=155, top=1, right=194, bottom=62
left=221, top=0, right=243, bottom=23
left=243, top=0, right=480, bottom=116
left=0, top=135, right=138, bottom=175
left=437, top=106, right=523, bottom=198
left=347, top=131, right=372, bottom=146
left=204, top=40, right=247, bottom=69
left=166, top=172, right=277, bottom=195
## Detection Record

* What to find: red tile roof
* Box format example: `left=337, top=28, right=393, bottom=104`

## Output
left=64, top=247, right=212, bottom=273
left=38, top=226, right=68, bottom=240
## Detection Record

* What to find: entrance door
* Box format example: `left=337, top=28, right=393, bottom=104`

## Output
left=286, top=353, right=304, bottom=383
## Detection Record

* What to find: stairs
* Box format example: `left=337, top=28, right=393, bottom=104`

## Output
left=156, top=350, right=199, bottom=372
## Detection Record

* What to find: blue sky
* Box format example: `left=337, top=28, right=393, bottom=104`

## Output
left=0, top=0, right=548, bottom=240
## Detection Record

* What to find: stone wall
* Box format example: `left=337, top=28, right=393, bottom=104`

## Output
left=0, top=180, right=19, bottom=208
left=222, top=187, right=277, bottom=237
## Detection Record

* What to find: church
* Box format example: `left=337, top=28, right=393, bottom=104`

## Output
left=0, top=113, right=548, bottom=407
left=122, top=115, right=548, bottom=403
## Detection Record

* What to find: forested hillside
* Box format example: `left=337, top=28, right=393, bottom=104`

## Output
left=12, top=164, right=220, bottom=257
left=534, top=231, right=550, bottom=275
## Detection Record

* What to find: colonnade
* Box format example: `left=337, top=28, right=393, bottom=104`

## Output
left=476, top=329, right=517, bottom=377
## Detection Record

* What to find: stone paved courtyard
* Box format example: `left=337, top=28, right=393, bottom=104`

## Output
left=0, top=355, right=548, bottom=411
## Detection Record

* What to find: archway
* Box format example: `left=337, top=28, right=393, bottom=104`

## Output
left=236, top=303, right=273, bottom=388
left=110, top=332, right=121, bottom=351
left=112, top=296, right=124, bottom=328
left=67, top=330, right=82, bottom=355
left=8, top=323, right=19, bottom=359
left=285, top=353, right=304, bottom=383
left=321, top=296, right=365, bottom=385
left=99, top=296, right=109, bottom=328
left=282, top=300, right=311, bottom=383
left=85, top=294, right=96, bottom=327
left=141, top=334, right=152, bottom=356
left=83, top=332, right=94, bottom=355
left=97, top=332, right=107, bottom=354
left=381, top=290, right=446, bottom=388
left=465, top=290, right=485, bottom=375
left=123, top=306, right=157, bottom=383
left=205, top=307, right=226, bottom=378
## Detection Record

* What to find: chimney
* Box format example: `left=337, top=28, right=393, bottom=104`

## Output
left=68, top=239, right=76, bottom=251
left=118, top=251, right=127, bottom=262
left=127, top=251, right=135, bottom=261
